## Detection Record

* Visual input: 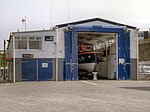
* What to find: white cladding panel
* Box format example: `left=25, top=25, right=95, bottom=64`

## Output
left=74, top=20, right=117, bottom=26
left=13, top=30, right=56, bottom=58
left=129, top=29, right=138, bottom=58
left=56, top=28, right=65, bottom=58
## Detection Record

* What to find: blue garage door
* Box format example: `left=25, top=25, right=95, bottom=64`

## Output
left=22, top=60, right=37, bottom=81
left=38, top=60, right=53, bottom=81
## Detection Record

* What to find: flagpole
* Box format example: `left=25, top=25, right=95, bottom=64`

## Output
left=50, top=0, right=53, bottom=28
left=25, top=16, right=26, bottom=31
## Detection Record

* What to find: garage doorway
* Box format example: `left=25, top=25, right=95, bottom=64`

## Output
left=64, top=26, right=130, bottom=80
left=78, top=32, right=117, bottom=80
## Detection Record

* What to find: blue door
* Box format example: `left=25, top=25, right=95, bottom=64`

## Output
left=22, top=60, right=37, bottom=81
left=38, top=60, right=53, bottom=81
left=64, top=31, right=72, bottom=80
left=72, top=30, right=78, bottom=80
left=125, top=32, right=130, bottom=80
left=64, top=30, right=78, bottom=80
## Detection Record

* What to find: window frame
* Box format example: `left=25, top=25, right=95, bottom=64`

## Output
left=14, top=36, right=42, bottom=50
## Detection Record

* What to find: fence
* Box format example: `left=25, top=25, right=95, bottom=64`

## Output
left=138, top=61, right=150, bottom=80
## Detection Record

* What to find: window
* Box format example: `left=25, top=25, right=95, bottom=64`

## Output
left=15, top=37, right=27, bottom=49
left=138, top=34, right=140, bottom=37
left=29, top=37, right=42, bottom=49
left=141, top=33, right=144, bottom=37
left=15, top=36, right=42, bottom=50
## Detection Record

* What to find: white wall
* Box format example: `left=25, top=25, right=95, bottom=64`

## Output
left=11, top=30, right=56, bottom=59
left=55, top=28, right=65, bottom=58
left=129, top=29, right=138, bottom=59
left=75, top=20, right=117, bottom=26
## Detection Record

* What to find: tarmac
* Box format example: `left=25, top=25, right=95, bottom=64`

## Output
left=0, top=80, right=150, bottom=112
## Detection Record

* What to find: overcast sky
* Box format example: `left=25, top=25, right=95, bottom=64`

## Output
left=0, top=0, right=150, bottom=49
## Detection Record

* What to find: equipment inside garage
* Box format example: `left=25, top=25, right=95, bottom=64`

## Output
left=78, top=32, right=117, bottom=80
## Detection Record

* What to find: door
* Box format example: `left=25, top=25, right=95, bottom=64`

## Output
left=38, top=60, right=53, bottom=81
left=118, top=31, right=130, bottom=80
left=64, top=31, right=72, bottom=80
left=64, top=30, right=78, bottom=80
left=125, top=32, right=130, bottom=79
left=22, top=60, right=36, bottom=81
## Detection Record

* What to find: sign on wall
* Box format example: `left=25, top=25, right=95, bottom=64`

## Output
left=42, top=63, right=48, bottom=68
left=5, top=58, right=13, bottom=62
left=119, top=58, right=125, bottom=64
left=22, top=54, right=34, bottom=58
left=45, top=36, right=53, bottom=41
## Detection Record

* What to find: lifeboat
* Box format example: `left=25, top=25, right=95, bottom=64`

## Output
left=78, top=51, right=104, bottom=72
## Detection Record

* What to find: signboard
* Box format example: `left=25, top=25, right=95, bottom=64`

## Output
left=42, top=63, right=48, bottom=68
left=45, top=36, right=53, bottom=41
left=22, top=54, right=34, bottom=58
left=119, top=58, right=125, bottom=64
left=5, top=58, right=13, bottom=62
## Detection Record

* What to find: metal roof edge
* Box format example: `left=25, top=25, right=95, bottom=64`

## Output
left=55, top=18, right=137, bottom=29
left=11, top=29, right=54, bottom=34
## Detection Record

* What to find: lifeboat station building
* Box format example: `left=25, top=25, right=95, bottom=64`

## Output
left=6, top=18, right=138, bottom=82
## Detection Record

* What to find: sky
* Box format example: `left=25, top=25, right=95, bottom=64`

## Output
left=0, top=0, right=150, bottom=49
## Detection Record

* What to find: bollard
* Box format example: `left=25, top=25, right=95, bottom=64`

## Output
left=92, top=72, right=97, bottom=80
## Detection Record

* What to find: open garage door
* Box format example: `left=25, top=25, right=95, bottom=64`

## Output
left=64, top=26, right=130, bottom=80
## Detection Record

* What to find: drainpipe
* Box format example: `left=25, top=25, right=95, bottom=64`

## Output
left=136, top=29, right=139, bottom=80
left=13, top=36, right=16, bottom=83
left=55, top=29, right=58, bottom=81
left=3, top=40, right=6, bottom=80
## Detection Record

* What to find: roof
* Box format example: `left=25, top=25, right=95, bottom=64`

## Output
left=56, top=18, right=136, bottom=29
left=11, top=29, right=52, bottom=35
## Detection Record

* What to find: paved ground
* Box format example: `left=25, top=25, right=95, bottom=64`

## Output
left=0, top=80, right=150, bottom=112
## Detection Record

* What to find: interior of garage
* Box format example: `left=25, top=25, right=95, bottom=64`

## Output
left=78, top=32, right=117, bottom=80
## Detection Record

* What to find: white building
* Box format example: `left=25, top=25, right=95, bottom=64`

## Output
left=7, top=18, right=138, bottom=82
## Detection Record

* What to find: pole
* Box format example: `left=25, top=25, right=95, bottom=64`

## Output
left=68, top=0, right=70, bottom=26
left=4, top=40, right=6, bottom=80
left=50, top=0, right=53, bottom=28
left=13, top=36, right=16, bottom=83
left=55, top=29, right=58, bottom=81
left=25, top=16, right=26, bottom=31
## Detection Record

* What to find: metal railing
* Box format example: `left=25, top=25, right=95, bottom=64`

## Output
left=139, top=61, right=150, bottom=74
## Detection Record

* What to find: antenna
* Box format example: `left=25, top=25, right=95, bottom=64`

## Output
left=50, top=0, right=53, bottom=29
left=68, top=0, right=70, bottom=26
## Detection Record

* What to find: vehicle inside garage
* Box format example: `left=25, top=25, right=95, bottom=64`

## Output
left=78, top=32, right=117, bottom=80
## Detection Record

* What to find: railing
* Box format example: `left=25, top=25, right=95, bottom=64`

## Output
left=139, top=61, right=150, bottom=74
